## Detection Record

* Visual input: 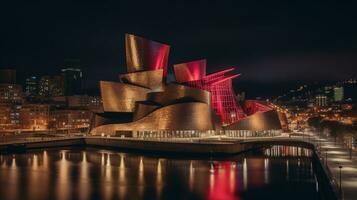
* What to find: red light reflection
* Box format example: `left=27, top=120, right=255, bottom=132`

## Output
left=208, top=162, right=241, bottom=200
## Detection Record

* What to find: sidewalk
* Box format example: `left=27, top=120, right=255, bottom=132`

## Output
left=309, top=132, right=357, bottom=200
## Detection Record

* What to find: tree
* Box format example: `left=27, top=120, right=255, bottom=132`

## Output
left=307, top=116, right=323, bottom=131
left=320, top=120, right=344, bottom=143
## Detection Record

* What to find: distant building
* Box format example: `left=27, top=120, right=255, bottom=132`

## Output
left=0, top=104, right=50, bottom=131
left=324, top=86, right=333, bottom=95
left=0, top=84, right=23, bottom=104
left=0, top=105, right=21, bottom=130
left=51, top=75, right=65, bottom=96
left=0, top=105, right=13, bottom=130
left=0, top=69, right=16, bottom=84
left=38, top=75, right=65, bottom=97
left=333, top=86, right=344, bottom=102
left=61, top=59, right=83, bottom=95
left=0, top=70, right=22, bottom=105
left=50, top=109, right=92, bottom=132
left=315, top=95, right=327, bottom=107
left=67, top=95, right=102, bottom=110
left=237, top=91, right=246, bottom=101
left=20, top=104, right=50, bottom=130
left=39, top=76, right=51, bottom=97
left=25, top=76, right=38, bottom=97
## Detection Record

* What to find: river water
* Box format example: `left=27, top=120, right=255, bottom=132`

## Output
left=0, top=146, right=323, bottom=200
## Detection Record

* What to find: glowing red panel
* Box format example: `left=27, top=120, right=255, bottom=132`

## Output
left=211, top=74, right=241, bottom=86
left=208, top=79, right=246, bottom=125
left=185, top=70, right=246, bottom=125
left=174, top=59, right=207, bottom=83
left=242, top=100, right=273, bottom=116
left=205, top=67, right=235, bottom=80
left=125, top=34, right=170, bottom=76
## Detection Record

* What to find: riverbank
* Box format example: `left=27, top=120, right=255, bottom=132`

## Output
left=0, top=136, right=315, bottom=155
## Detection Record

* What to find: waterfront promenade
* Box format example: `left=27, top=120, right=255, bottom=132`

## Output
left=307, top=131, right=357, bottom=200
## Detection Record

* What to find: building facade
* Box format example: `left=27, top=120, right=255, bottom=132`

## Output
left=90, top=34, right=284, bottom=138
left=50, top=109, right=92, bottom=133
left=333, top=86, right=344, bottom=102
left=20, top=104, right=50, bottom=130
left=25, top=76, right=38, bottom=97
left=0, top=84, right=23, bottom=105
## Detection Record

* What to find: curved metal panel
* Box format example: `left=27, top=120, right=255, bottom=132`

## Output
left=174, top=59, right=206, bottom=83
left=224, top=110, right=282, bottom=131
left=147, top=84, right=210, bottom=106
left=100, top=81, right=150, bottom=112
left=92, top=112, right=134, bottom=127
left=125, top=34, right=170, bottom=76
left=277, top=111, right=289, bottom=131
left=133, top=102, right=160, bottom=121
left=242, top=100, right=273, bottom=116
left=91, top=102, right=214, bottom=134
left=119, top=69, right=164, bottom=90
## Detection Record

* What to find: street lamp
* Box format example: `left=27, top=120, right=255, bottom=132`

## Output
left=349, top=138, right=353, bottom=160
left=339, top=165, right=343, bottom=193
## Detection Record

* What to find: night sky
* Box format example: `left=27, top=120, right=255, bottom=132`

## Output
left=1, top=1, right=357, bottom=96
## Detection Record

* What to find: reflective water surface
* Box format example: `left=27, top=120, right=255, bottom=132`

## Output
left=0, top=146, right=322, bottom=200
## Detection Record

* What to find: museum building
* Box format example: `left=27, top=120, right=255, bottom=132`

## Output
left=90, top=34, right=286, bottom=138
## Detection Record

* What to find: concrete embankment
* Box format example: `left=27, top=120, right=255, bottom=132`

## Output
left=0, top=138, right=84, bottom=152
left=0, top=137, right=317, bottom=155
left=84, top=137, right=254, bottom=155
left=1, top=137, right=251, bottom=154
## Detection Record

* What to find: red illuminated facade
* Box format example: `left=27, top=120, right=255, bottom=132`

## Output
left=174, top=60, right=273, bottom=125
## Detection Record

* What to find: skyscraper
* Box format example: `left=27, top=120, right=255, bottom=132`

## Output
left=315, top=95, right=328, bottom=107
left=39, top=76, right=51, bottom=97
left=25, top=76, right=38, bottom=97
left=51, top=75, right=64, bottom=96
left=0, top=69, right=23, bottom=104
left=333, top=86, right=344, bottom=102
left=61, top=59, right=83, bottom=95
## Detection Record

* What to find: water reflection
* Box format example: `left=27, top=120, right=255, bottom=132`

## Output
left=79, top=151, right=90, bottom=200
left=28, top=154, right=41, bottom=199
left=156, top=159, right=163, bottom=199
left=102, top=153, right=113, bottom=200
left=118, top=154, right=126, bottom=199
left=137, top=156, right=145, bottom=199
left=0, top=146, right=321, bottom=200
left=189, top=161, right=194, bottom=191
left=8, top=156, right=18, bottom=200
left=208, top=162, right=237, bottom=200
left=57, top=151, right=71, bottom=200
